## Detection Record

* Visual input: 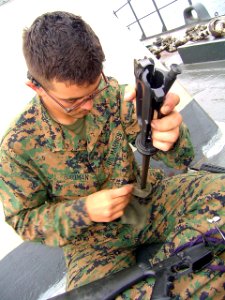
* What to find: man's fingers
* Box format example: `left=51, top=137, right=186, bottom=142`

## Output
left=152, top=126, right=180, bottom=143
left=101, top=198, right=130, bottom=221
left=151, top=111, right=182, bottom=132
left=86, top=186, right=133, bottom=222
left=107, top=192, right=132, bottom=210
left=113, top=196, right=130, bottom=211
left=152, top=140, right=174, bottom=152
left=110, top=184, right=133, bottom=199
left=102, top=210, right=124, bottom=222
left=160, top=92, right=180, bottom=115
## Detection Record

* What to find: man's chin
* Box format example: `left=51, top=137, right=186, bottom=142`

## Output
left=69, top=110, right=90, bottom=118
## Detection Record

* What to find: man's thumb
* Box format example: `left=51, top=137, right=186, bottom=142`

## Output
left=111, top=185, right=133, bottom=198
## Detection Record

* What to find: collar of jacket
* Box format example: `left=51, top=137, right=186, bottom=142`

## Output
left=34, top=79, right=120, bottom=153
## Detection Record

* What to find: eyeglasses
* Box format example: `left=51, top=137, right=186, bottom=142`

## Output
left=28, top=72, right=109, bottom=113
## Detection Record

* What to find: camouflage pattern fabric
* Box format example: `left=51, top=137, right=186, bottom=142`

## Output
left=0, top=76, right=220, bottom=299
left=65, top=172, right=225, bottom=299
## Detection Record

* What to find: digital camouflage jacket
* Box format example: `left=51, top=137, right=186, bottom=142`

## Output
left=0, top=77, right=194, bottom=247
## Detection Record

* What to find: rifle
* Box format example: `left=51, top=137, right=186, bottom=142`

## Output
left=48, top=243, right=213, bottom=300
left=134, top=57, right=181, bottom=191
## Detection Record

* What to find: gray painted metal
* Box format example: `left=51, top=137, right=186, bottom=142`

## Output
left=178, top=38, right=225, bottom=64
left=178, top=60, right=225, bottom=123
left=0, top=242, right=66, bottom=300
left=181, top=100, right=219, bottom=166
left=183, top=3, right=211, bottom=25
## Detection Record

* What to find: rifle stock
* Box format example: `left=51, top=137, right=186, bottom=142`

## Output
left=48, top=244, right=212, bottom=300
left=49, top=263, right=155, bottom=300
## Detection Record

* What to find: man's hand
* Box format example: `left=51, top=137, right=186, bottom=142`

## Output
left=85, top=185, right=133, bottom=222
left=124, top=85, right=136, bottom=102
left=124, top=85, right=182, bottom=152
left=151, top=92, right=182, bottom=151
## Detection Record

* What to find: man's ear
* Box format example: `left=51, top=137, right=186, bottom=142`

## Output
left=26, top=81, right=40, bottom=92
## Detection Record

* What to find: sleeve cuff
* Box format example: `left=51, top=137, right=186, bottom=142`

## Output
left=68, top=198, right=92, bottom=227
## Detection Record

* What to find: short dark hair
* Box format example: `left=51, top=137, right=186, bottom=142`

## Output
left=23, top=11, right=105, bottom=88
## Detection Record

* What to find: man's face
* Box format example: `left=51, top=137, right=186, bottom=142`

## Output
left=37, top=73, right=108, bottom=125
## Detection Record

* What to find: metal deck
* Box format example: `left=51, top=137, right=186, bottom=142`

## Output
left=179, top=60, right=225, bottom=123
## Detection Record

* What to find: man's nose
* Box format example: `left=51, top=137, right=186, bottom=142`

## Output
left=81, top=99, right=93, bottom=110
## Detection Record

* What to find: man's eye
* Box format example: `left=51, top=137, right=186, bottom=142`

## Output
left=62, top=99, right=77, bottom=104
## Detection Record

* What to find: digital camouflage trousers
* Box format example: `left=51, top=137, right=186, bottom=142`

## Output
left=64, top=171, right=225, bottom=299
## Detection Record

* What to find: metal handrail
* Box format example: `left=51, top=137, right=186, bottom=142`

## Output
left=113, top=0, right=194, bottom=40
left=126, top=0, right=179, bottom=28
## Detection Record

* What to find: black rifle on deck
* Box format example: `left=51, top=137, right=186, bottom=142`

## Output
left=48, top=243, right=213, bottom=300
left=134, top=57, right=181, bottom=192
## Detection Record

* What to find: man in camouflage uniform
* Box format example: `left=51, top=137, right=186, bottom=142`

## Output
left=0, top=11, right=225, bottom=299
